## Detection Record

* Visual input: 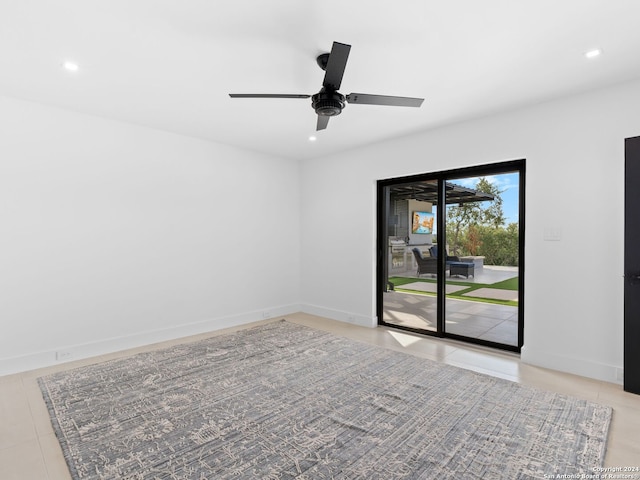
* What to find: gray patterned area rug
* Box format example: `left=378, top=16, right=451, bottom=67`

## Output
left=38, top=320, right=612, bottom=479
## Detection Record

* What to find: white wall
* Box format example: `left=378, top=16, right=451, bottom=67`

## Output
left=300, top=78, right=640, bottom=383
left=3, top=79, right=639, bottom=383
left=0, top=96, right=301, bottom=375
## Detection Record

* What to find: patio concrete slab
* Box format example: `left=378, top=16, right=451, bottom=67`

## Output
left=382, top=291, right=518, bottom=347
left=462, top=288, right=518, bottom=301
left=400, top=282, right=468, bottom=294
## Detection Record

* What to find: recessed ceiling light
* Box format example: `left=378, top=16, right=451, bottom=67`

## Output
left=308, top=136, right=317, bottom=142
left=62, top=61, right=79, bottom=72
left=585, top=49, right=602, bottom=59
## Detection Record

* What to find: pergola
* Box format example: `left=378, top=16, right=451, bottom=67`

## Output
left=390, top=181, right=495, bottom=205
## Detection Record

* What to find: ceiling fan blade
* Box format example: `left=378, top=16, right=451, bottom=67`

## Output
left=345, top=93, right=424, bottom=107
left=322, top=42, right=351, bottom=91
left=229, top=94, right=311, bottom=99
left=316, top=115, right=330, bottom=131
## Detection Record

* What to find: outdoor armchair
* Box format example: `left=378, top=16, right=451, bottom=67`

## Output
left=412, top=248, right=439, bottom=277
left=429, top=245, right=460, bottom=263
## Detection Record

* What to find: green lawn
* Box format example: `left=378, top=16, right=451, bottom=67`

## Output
left=388, top=276, right=518, bottom=307
left=488, top=277, right=518, bottom=291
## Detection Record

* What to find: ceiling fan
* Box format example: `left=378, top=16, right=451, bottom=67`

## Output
left=229, top=41, right=424, bottom=131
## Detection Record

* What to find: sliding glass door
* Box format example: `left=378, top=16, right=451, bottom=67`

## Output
left=377, top=161, right=524, bottom=352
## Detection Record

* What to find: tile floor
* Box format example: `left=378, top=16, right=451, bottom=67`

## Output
left=386, top=264, right=520, bottom=345
left=383, top=290, right=519, bottom=346
left=1, top=312, right=639, bottom=479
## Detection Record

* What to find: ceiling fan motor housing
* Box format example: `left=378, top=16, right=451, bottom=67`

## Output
left=312, top=90, right=345, bottom=116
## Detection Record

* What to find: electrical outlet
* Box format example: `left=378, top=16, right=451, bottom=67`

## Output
left=262, top=311, right=272, bottom=319
left=56, top=351, right=73, bottom=361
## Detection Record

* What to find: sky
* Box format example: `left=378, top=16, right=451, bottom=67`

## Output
left=452, top=172, right=520, bottom=225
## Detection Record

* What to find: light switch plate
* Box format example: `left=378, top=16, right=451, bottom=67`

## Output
left=543, top=227, right=562, bottom=241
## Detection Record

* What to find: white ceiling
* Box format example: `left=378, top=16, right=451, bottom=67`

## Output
left=2, top=1, right=640, bottom=160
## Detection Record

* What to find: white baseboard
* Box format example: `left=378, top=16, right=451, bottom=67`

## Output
left=521, top=345, right=623, bottom=385
left=0, top=304, right=302, bottom=377
left=16, top=306, right=621, bottom=387
left=300, top=304, right=377, bottom=328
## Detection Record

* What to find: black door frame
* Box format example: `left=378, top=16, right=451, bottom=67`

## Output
left=376, top=159, right=526, bottom=353
left=624, top=136, right=640, bottom=394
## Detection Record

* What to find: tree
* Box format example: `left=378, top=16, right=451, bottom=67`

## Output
left=464, top=224, right=482, bottom=256
left=476, top=223, right=519, bottom=266
left=446, top=178, right=505, bottom=255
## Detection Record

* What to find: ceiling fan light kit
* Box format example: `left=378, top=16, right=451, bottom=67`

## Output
left=229, top=41, right=424, bottom=131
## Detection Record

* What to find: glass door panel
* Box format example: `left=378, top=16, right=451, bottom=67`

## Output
left=444, top=172, right=520, bottom=347
left=380, top=180, right=439, bottom=333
